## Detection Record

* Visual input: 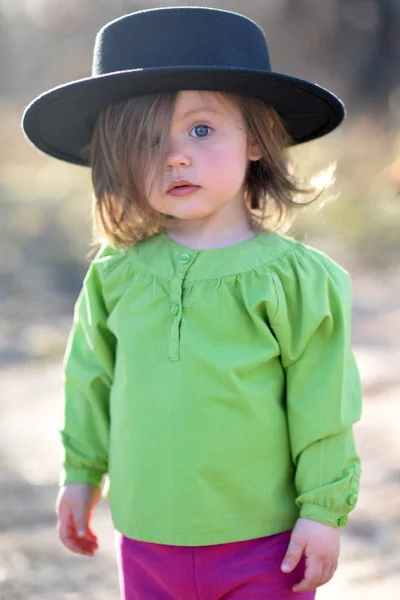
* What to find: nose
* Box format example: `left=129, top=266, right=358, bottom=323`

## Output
left=164, top=137, right=191, bottom=169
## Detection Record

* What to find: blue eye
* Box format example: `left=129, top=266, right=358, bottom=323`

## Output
left=190, top=124, right=213, bottom=138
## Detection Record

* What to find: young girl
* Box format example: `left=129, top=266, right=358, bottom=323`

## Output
left=22, top=6, right=362, bottom=599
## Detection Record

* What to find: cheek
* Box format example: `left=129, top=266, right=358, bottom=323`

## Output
left=203, top=145, right=247, bottom=188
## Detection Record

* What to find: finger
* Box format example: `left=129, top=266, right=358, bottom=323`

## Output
left=281, top=537, right=305, bottom=573
left=325, top=562, right=338, bottom=584
left=317, top=563, right=333, bottom=588
left=58, top=512, right=97, bottom=556
left=292, top=555, right=323, bottom=593
left=67, top=523, right=98, bottom=551
left=70, top=522, right=98, bottom=544
left=58, top=521, right=93, bottom=555
left=61, top=528, right=98, bottom=556
left=74, top=522, right=99, bottom=549
left=84, top=524, right=99, bottom=542
left=62, top=536, right=96, bottom=556
left=71, top=507, right=89, bottom=538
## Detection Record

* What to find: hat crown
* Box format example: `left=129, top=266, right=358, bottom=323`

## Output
left=92, top=7, right=271, bottom=75
left=22, top=6, right=344, bottom=166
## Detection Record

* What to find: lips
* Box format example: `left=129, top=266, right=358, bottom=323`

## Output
left=167, top=185, right=200, bottom=197
left=166, top=179, right=198, bottom=192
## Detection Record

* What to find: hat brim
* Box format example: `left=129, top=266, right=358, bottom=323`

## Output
left=22, top=67, right=345, bottom=166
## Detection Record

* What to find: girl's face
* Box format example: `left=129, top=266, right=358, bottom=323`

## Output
left=145, top=90, right=261, bottom=228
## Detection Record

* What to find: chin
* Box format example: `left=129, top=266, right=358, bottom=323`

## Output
left=171, top=210, right=214, bottom=221
left=163, top=204, right=213, bottom=220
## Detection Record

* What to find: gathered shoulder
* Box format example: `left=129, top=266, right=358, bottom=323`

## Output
left=258, top=234, right=353, bottom=327
left=85, top=244, right=134, bottom=312
left=91, top=243, right=128, bottom=271
left=89, top=243, right=133, bottom=282
left=263, top=233, right=350, bottom=283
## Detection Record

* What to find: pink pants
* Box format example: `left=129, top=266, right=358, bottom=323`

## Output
left=115, top=529, right=316, bottom=599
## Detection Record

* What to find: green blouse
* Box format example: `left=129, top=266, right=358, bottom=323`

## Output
left=60, top=230, right=362, bottom=546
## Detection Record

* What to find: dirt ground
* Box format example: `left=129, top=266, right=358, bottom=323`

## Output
left=0, top=266, right=399, bottom=599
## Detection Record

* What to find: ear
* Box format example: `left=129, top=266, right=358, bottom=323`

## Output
left=247, top=138, right=262, bottom=162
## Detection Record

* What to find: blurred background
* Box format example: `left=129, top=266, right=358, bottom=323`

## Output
left=0, top=0, right=399, bottom=598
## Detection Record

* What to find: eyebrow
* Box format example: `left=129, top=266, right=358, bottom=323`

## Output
left=179, top=107, right=220, bottom=119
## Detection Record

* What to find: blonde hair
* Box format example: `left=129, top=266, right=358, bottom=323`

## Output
left=88, top=90, right=320, bottom=249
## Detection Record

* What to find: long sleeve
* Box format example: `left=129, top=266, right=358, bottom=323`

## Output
left=59, top=247, right=117, bottom=487
left=269, top=244, right=362, bottom=528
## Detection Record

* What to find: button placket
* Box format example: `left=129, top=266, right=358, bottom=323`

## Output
left=167, top=252, right=195, bottom=361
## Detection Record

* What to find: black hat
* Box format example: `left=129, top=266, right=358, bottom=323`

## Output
left=22, top=6, right=345, bottom=166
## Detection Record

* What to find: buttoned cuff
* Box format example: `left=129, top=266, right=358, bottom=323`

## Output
left=299, top=495, right=358, bottom=528
left=59, top=467, right=105, bottom=487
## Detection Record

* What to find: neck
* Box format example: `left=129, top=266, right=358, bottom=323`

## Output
left=165, top=200, right=258, bottom=250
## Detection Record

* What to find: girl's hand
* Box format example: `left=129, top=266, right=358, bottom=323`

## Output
left=56, top=483, right=101, bottom=557
left=281, top=517, right=341, bottom=593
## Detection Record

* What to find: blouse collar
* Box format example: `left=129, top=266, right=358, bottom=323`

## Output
left=129, top=229, right=285, bottom=281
